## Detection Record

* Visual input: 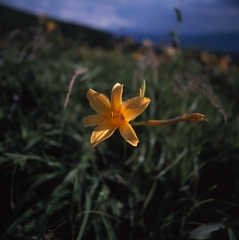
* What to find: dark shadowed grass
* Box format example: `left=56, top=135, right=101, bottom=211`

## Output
left=1, top=28, right=239, bottom=240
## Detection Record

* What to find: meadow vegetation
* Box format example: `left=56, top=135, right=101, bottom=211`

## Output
left=1, top=20, right=239, bottom=240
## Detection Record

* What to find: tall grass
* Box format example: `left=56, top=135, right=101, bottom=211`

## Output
left=1, top=27, right=239, bottom=240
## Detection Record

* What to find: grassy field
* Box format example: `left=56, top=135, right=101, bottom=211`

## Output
left=1, top=21, right=239, bottom=240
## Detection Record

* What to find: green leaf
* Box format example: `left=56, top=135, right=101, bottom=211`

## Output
left=228, top=228, right=237, bottom=240
left=24, top=135, right=43, bottom=151
left=76, top=193, right=92, bottom=240
left=174, top=8, right=182, bottom=22
left=5, top=153, right=44, bottom=162
left=189, top=222, right=224, bottom=239
left=2, top=208, right=35, bottom=237
left=101, top=215, right=117, bottom=240
left=155, top=148, right=188, bottom=179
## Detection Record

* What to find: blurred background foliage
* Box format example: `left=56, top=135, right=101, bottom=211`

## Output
left=1, top=13, right=239, bottom=240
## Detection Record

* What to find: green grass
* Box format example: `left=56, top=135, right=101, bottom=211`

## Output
left=1, top=27, right=239, bottom=240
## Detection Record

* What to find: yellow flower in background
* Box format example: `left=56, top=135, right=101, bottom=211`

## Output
left=83, top=83, right=151, bottom=147
left=45, top=20, right=56, bottom=34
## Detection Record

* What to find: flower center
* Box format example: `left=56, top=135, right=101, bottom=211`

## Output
left=110, top=109, right=126, bottom=126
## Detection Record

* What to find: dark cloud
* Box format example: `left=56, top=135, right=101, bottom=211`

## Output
left=220, top=0, right=239, bottom=7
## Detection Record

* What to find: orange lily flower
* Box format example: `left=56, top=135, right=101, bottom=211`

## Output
left=83, top=83, right=151, bottom=147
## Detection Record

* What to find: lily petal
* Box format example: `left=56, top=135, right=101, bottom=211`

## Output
left=91, top=121, right=118, bottom=147
left=119, top=122, right=139, bottom=146
left=87, top=89, right=111, bottom=117
left=122, top=97, right=151, bottom=121
left=83, top=114, right=106, bottom=127
left=111, top=83, right=123, bottom=111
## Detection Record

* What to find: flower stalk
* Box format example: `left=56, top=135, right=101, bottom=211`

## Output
left=132, top=113, right=208, bottom=127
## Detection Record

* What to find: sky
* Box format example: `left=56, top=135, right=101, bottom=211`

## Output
left=0, top=0, right=238, bottom=35
left=0, top=0, right=239, bottom=51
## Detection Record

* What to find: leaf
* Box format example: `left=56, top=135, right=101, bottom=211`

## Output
left=76, top=193, right=92, bottom=240
left=228, top=228, right=237, bottom=240
left=101, top=215, right=117, bottom=240
left=2, top=208, right=35, bottom=238
left=174, top=8, right=182, bottom=22
left=141, top=180, right=157, bottom=214
left=189, top=222, right=224, bottom=239
left=155, top=148, right=188, bottom=179
left=5, top=153, right=44, bottom=162
left=24, top=135, right=43, bottom=151
left=37, top=189, right=70, bottom=239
